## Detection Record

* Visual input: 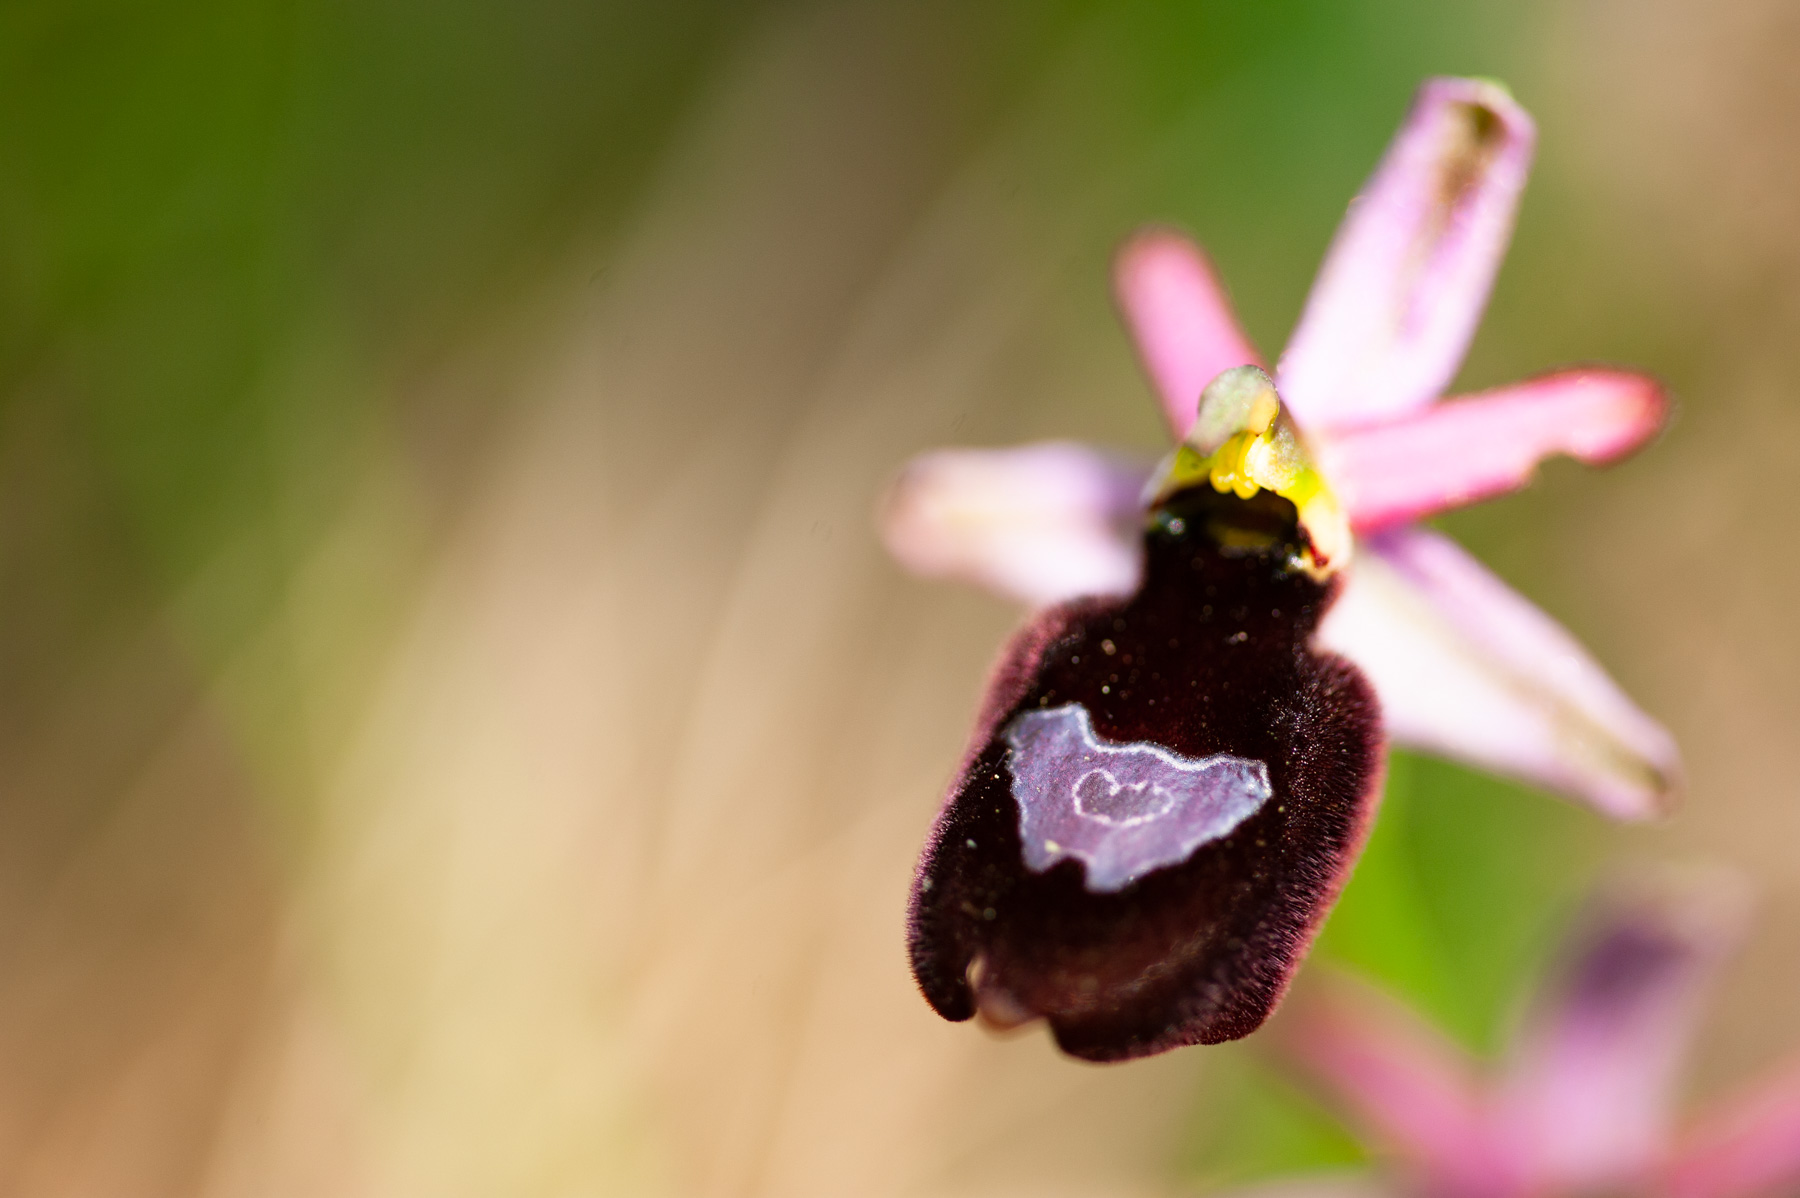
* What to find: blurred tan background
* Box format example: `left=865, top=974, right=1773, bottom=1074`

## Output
left=1, top=1, right=1798, bottom=1193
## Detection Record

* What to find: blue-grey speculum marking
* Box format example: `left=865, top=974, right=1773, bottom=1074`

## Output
left=1001, top=703, right=1271, bottom=893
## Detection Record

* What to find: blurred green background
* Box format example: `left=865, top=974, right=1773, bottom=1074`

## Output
left=1, top=0, right=1795, bottom=1194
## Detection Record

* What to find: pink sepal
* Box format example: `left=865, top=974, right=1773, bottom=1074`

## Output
left=1278, top=79, right=1536, bottom=431
left=1315, top=527, right=1680, bottom=821
left=879, top=442, right=1147, bottom=606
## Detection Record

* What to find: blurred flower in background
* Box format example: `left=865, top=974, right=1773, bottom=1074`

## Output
left=1268, top=869, right=1800, bottom=1198
left=1, top=1, right=1800, bottom=1195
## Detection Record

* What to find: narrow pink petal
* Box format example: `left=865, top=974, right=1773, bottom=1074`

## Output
left=1278, top=78, right=1536, bottom=431
left=1319, top=370, right=1670, bottom=533
left=879, top=442, right=1146, bottom=606
left=1284, top=980, right=1515, bottom=1197
left=1114, top=227, right=1264, bottom=439
left=1496, top=872, right=1750, bottom=1194
left=1315, top=527, right=1681, bottom=820
left=1664, top=1058, right=1800, bottom=1198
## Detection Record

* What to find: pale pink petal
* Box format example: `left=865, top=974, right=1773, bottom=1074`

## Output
left=1496, top=872, right=1750, bottom=1194
left=1314, top=527, right=1680, bottom=820
left=1319, top=370, right=1670, bottom=533
left=1114, top=227, right=1264, bottom=439
left=1284, top=980, right=1515, bottom=1197
left=1662, top=1057, right=1800, bottom=1198
left=1278, top=78, right=1536, bottom=431
left=879, top=442, right=1146, bottom=606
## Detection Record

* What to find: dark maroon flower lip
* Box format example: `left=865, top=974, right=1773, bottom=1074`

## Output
left=907, top=483, right=1382, bottom=1061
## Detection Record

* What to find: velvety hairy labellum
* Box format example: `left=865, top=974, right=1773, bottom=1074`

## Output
left=909, top=488, right=1381, bottom=1062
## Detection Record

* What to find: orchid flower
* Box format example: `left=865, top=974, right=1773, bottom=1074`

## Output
left=881, top=78, right=1679, bottom=1062
left=1275, top=872, right=1800, bottom=1198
